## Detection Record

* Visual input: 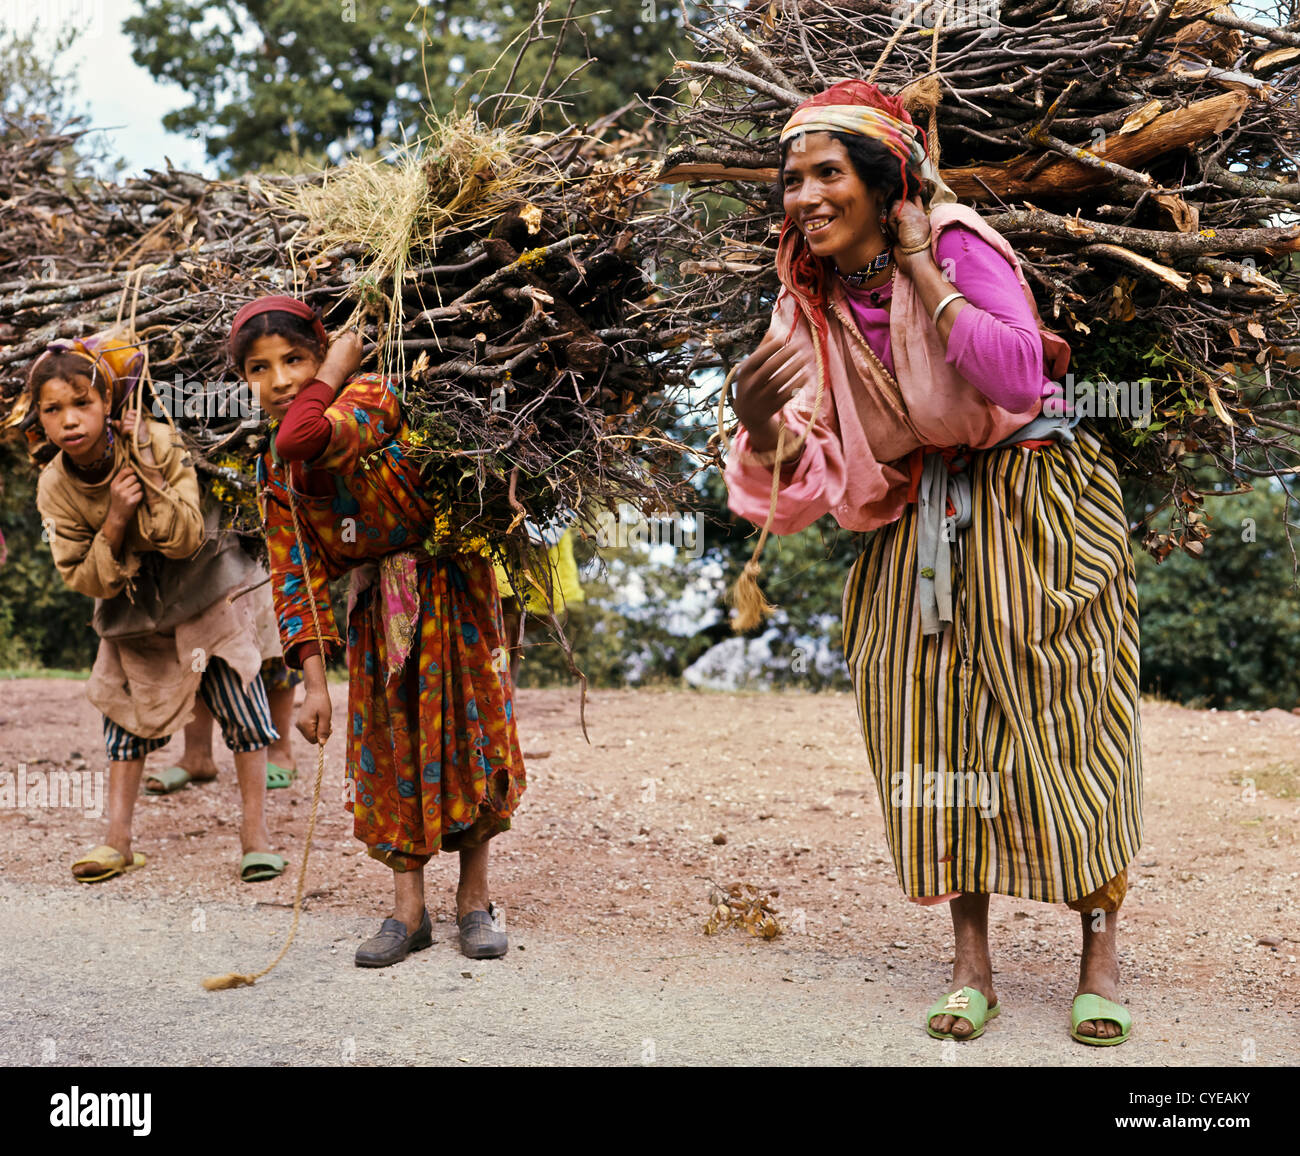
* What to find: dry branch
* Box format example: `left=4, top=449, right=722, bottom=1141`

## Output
left=0, top=112, right=698, bottom=566
left=642, top=0, right=1300, bottom=562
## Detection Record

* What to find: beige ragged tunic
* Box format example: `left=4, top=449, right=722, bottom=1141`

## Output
left=36, top=420, right=280, bottom=740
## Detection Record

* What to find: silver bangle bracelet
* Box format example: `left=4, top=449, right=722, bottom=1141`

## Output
left=932, top=291, right=967, bottom=326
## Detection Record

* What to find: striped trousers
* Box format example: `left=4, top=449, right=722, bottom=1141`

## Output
left=103, top=656, right=278, bottom=761
left=842, top=424, right=1143, bottom=906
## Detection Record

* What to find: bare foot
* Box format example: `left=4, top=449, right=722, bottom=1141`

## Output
left=455, top=893, right=492, bottom=922
left=239, top=819, right=275, bottom=857
left=392, top=904, right=426, bottom=932
left=1075, top=911, right=1124, bottom=1039
left=392, top=866, right=427, bottom=933
left=456, top=842, right=492, bottom=922
left=928, top=964, right=998, bottom=1038
left=267, top=741, right=296, bottom=773
left=174, top=754, right=219, bottom=783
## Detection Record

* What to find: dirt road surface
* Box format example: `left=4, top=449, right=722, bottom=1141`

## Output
left=0, top=680, right=1295, bottom=1066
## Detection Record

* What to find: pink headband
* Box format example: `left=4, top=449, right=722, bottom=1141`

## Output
left=228, top=294, right=329, bottom=355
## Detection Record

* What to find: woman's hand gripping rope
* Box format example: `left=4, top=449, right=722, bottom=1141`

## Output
left=720, top=321, right=826, bottom=633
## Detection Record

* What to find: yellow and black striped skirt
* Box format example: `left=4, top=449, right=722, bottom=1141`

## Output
left=842, top=424, right=1143, bottom=905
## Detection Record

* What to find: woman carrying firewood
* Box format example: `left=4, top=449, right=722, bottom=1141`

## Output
left=725, top=81, right=1143, bottom=1046
left=229, top=295, right=526, bottom=964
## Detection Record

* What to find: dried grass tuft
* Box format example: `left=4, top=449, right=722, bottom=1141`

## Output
left=272, top=110, right=560, bottom=378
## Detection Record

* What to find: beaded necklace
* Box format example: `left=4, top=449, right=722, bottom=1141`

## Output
left=837, top=247, right=893, bottom=289
left=842, top=259, right=897, bottom=307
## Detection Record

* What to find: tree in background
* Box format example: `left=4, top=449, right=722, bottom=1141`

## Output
left=1, top=20, right=80, bottom=136
left=1134, top=484, right=1300, bottom=709
left=0, top=15, right=119, bottom=175
left=517, top=532, right=720, bottom=689
left=517, top=473, right=864, bottom=692
left=0, top=447, right=101, bottom=670
left=686, top=471, right=861, bottom=690
left=0, top=16, right=115, bottom=669
left=124, top=0, right=693, bottom=174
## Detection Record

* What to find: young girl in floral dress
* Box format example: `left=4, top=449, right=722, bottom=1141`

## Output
left=230, top=295, right=525, bottom=964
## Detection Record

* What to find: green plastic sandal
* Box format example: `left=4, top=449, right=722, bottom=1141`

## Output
left=925, top=986, right=1000, bottom=1041
left=266, top=761, right=297, bottom=790
left=239, top=851, right=287, bottom=883
left=1070, top=993, right=1132, bottom=1046
left=143, top=765, right=191, bottom=795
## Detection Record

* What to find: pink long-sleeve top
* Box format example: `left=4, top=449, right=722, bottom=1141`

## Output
left=726, top=218, right=1065, bottom=536
left=838, top=223, right=1059, bottom=413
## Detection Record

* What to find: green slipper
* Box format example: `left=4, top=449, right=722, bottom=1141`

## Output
left=1070, top=993, right=1132, bottom=1046
left=143, top=766, right=191, bottom=795
left=925, top=987, right=1000, bottom=1041
left=266, top=761, right=297, bottom=790
left=239, top=851, right=287, bottom=883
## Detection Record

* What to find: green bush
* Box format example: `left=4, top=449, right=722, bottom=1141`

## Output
left=1134, top=485, right=1300, bottom=708
left=0, top=454, right=100, bottom=670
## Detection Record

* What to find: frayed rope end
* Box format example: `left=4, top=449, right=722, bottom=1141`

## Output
left=729, top=559, right=774, bottom=634
left=202, top=972, right=256, bottom=991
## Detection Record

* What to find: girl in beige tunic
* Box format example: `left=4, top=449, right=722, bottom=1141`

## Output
left=27, top=333, right=284, bottom=884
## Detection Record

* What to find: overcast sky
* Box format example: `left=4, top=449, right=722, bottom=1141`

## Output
left=6, top=0, right=215, bottom=178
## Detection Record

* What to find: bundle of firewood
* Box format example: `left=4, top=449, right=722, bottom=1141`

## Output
left=647, top=0, right=1300, bottom=559
left=0, top=112, right=693, bottom=559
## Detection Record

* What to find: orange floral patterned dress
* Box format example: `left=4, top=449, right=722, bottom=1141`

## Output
left=257, top=373, right=525, bottom=870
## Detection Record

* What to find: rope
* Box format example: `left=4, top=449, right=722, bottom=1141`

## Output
left=862, top=0, right=946, bottom=170
left=928, top=2, right=948, bottom=169
left=103, top=265, right=193, bottom=529
left=727, top=0, right=945, bottom=630
left=726, top=316, right=827, bottom=632
left=866, top=0, right=930, bottom=84
left=715, top=364, right=740, bottom=456
left=203, top=467, right=329, bottom=990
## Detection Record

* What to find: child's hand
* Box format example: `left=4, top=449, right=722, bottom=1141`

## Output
left=116, top=408, right=144, bottom=440
left=296, top=686, right=333, bottom=745
left=117, top=411, right=165, bottom=491
left=106, top=467, right=144, bottom=528
left=116, top=410, right=155, bottom=461
left=317, top=331, right=364, bottom=390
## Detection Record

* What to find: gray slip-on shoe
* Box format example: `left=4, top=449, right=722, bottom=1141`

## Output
left=355, top=909, right=433, bottom=968
left=457, top=907, right=507, bottom=960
